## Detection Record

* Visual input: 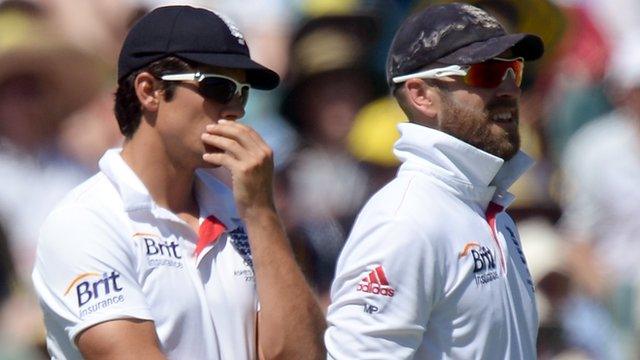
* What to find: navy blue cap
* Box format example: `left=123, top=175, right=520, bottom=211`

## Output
left=386, top=2, right=544, bottom=86
left=118, top=6, right=279, bottom=90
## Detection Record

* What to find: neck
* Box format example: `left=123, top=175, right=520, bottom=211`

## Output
left=121, top=129, right=198, bottom=215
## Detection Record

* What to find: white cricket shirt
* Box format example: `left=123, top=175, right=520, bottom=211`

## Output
left=326, top=123, right=538, bottom=359
left=32, top=149, right=257, bottom=359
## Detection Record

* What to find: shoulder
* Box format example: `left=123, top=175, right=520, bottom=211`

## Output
left=341, top=174, right=457, bottom=264
left=54, top=172, right=120, bottom=210
left=356, top=173, right=459, bottom=237
left=38, top=173, right=126, bottom=253
left=42, top=173, right=122, bottom=232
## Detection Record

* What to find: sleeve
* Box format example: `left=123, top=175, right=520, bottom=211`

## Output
left=325, top=213, right=443, bottom=359
left=31, top=205, right=154, bottom=345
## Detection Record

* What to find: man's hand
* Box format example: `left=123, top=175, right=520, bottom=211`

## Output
left=201, top=119, right=326, bottom=359
left=201, top=120, right=275, bottom=216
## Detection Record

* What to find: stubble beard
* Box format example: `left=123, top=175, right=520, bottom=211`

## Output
left=438, top=92, right=520, bottom=161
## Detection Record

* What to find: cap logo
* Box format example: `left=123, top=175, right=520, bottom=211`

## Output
left=459, top=4, right=500, bottom=29
left=212, top=11, right=245, bottom=45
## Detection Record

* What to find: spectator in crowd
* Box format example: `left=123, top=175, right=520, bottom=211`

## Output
left=278, top=13, right=383, bottom=305
left=0, top=0, right=105, bottom=279
left=520, top=218, right=622, bottom=359
left=0, top=2, right=107, bottom=358
left=281, top=13, right=382, bottom=224
left=0, top=220, right=47, bottom=360
left=561, top=27, right=640, bottom=358
left=543, top=2, right=612, bottom=161
left=347, top=96, right=407, bottom=194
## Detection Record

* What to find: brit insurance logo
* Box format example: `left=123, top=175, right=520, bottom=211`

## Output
left=459, top=242, right=499, bottom=286
left=357, top=265, right=395, bottom=297
left=64, top=271, right=124, bottom=318
left=134, top=233, right=183, bottom=269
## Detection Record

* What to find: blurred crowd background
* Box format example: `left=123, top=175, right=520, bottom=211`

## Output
left=0, top=0, right=639, bottom=359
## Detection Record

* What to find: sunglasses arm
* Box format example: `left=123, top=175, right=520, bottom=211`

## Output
left=392, top=65, right=469, bottom=84
left=160, top=73, right=201, bottom=81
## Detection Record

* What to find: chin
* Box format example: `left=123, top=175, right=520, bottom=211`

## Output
left=493, top=141, right=520, bottom=160
left=500, top=148, right=519, bottom=161
left=489, top=128, right=520, bottom=160
left=477, top=136, right=519, bottom=160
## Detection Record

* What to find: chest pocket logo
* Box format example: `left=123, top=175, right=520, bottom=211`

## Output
left=134, top=233, right=183, bottom=268
left=459, top=242, right=500, bottom=286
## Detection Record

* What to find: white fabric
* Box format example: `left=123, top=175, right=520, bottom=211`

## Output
left=32, top=149, right=258, bottom=360
left=326, top=123, right=538, bottom=359
left=561, top=110, right=640, bottom=282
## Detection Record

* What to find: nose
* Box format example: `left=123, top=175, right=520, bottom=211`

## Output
left=495, top=69, right=521, bottom=99
left=219, top=96, right=245, bottom=120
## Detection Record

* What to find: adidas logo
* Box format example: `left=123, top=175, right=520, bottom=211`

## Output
left=357, top=265, right=395, bottom=297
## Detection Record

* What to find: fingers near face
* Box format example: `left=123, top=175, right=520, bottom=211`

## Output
left=201, top=120, right=273, bottom=170
left=205, top=120, right=259, bottom=149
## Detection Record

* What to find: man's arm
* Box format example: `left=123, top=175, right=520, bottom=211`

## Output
left=32, top=207, right=161, bottom=359
left=325, top=214, right=435, bottom=359
left=77, top=319, right=165, bottom=360
left=247, top=207, right=326, bottom=360
left=202, top=120, right=326, bottom=359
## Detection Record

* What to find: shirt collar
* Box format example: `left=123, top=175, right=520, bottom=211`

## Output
left=99, top=149, right=237, bottom=228
left=194, top=169, right=239, bottom=230
left=99, top=148, right=153, bottom=212
left=393, top=122, right=533, bottom=208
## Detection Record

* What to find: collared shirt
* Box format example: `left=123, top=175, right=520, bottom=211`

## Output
left=325, top=123, right=538, bottom=359
left=32, top=149, right=257, bottom=360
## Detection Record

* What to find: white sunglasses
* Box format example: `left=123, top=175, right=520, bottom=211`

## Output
left=160, top=72, right=251, bottom=105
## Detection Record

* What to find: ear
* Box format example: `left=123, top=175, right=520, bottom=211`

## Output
left=404, top=78, right=439, bottom=120
left=134, top=72, right=162, bottom=113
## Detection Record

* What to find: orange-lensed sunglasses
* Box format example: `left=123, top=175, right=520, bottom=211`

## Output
left=392, top=57, right=524, bottom=88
